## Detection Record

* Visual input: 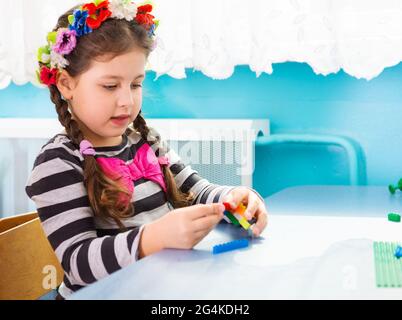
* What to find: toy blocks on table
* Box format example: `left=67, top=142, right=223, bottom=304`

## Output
left=212, top=238, right=249, bottom=255
left=373, top=242, right=402, bottom=287
left=223, top=202, right=251, bottom=230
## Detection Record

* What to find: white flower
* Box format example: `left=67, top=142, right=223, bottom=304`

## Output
left=109, top=0, right=138, bottom=21
left=50, top=50, right=69, bottom=69
left=40, top=53, right=51, bottom=64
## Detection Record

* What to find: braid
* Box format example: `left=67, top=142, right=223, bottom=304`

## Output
left=49, top=86, right=83, bottom=147
left=133, top=112, right=151, bottom=142
left=133, top=113, right=195, bottom=208
left=50, top=85, right=132, bottom=229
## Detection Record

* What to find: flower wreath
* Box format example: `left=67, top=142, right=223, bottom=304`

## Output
left=37, top=0, right=158, bottom=87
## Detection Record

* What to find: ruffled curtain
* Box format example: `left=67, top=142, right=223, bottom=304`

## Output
left=1, top=0, right=402, bottom=89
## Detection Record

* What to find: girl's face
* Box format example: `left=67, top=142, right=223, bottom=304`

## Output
left=59, top=48, right=147, bottom=147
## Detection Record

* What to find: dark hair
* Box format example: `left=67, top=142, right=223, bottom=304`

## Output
left=43, top=5, right=194, bottom=228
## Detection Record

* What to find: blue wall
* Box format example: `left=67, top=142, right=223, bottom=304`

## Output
left=1, top=62, right=402, bottom=197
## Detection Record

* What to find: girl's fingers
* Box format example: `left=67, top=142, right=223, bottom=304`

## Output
left=192, top=213, right=222, bottom=232
left=252, top=204, right=268, bottom=237
left=224, top=188, right=262, bottom=220
left=224, top=187, right=249, bottom=209
left=187, top=203, right=225, bottom=220
left=244, top=192, right=260, bottom=220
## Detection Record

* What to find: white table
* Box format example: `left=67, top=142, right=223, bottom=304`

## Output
left=70, top=186, right=402, bottom=300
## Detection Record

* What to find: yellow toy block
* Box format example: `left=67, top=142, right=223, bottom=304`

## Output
left=233, top=213, right=251, bottom=230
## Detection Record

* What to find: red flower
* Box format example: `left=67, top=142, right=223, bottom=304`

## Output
left=135, top=4, right=155, bottom=30
left=138, top=4, right=153, bottom=13
left=40, top=66, right=58, bottom=86
left=83, top=0, right=112, bottom=30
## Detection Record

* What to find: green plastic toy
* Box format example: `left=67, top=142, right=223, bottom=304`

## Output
left=388, top=178, right=402, bottom=194
left=387, top=213, right=401, bottom=223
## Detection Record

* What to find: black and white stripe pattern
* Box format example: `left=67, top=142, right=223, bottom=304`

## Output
left=25, top=127, right=236, bottom=298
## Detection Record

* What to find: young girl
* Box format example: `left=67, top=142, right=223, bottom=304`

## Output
left=25, top=1, right=268, bottom=299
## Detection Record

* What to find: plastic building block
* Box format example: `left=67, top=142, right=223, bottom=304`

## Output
left=212, top=238, right=249, bottom=255
left=223, top=211, right=240, bottom=226
left=387, top=213, right=401, bottom=223
left=221, top=214, right=232, bottom=224
left=223, top=202, right=251, bottom=231
left=395, top=246, right=402, bottom=259
left=388, top=178, right=402, bottom=194
left=222, top=203, right=237, bottom=224
left=233, top=212, right=251, bottom=230
left=235, top=203, right=247, bottom=216
left=223, top=202, right=232, bottom=212
left=373, top=242, right=402, bottom=287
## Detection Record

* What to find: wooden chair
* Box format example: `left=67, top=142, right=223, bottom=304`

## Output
left=0, top=212, right=64, bottom=300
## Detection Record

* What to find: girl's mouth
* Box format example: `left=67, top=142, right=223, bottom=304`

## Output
left=111, top=115, right=130, bottom=126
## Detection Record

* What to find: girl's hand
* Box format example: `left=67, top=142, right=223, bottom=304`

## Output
left=161, top=203, right=225, bottom=249
left=223, top=187, right=268, bottom=237
left=138, top=203, right=225, bottom=258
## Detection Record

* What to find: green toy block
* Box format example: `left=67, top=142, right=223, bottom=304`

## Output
left=388, top=213, right=401, bottom=223
left=389, top=185, right=397, bottom=194
left=388, top=178, right=402, bottom=194
left=224, top=211, right=240, bottom=226
left=398, top=179, right=402, bottom=189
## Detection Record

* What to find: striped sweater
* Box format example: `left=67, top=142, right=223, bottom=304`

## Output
left=25, top=127, right=242, bottom=298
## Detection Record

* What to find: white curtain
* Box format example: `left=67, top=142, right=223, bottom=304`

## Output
left=1, top=0, right=402, bottom=89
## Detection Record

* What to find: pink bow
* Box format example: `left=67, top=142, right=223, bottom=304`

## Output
left=80, top=140, right=96, bottom=156
left=96, top=143, right=169, bottom=206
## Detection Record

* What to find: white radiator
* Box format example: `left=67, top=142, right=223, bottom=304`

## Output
left=0, top=118, right=270, bottom=217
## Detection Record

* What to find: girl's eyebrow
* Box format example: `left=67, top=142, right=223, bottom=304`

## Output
left=101, top=74, right=145, bottom=80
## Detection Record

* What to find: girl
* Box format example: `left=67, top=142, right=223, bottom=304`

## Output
left=25, top=1, right=268, bottom=299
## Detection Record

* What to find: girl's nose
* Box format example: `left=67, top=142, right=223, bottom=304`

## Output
left=118, top=86, right=135, bottom=107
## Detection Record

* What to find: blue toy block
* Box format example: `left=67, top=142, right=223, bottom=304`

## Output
left=212, top=238, right=249, bottom=255
left=395, top=245, right=402, bottom=259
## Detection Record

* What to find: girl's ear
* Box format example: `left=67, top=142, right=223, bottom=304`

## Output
left=57, top=70, right=76, bottom=100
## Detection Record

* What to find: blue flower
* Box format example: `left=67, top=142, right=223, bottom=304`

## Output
left=148, top=23, right=156, bottom=37
left=68, top=9, right=92, bottom=37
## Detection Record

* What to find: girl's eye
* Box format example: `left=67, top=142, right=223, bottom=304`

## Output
left=103, top=84, right=142, bottom=91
